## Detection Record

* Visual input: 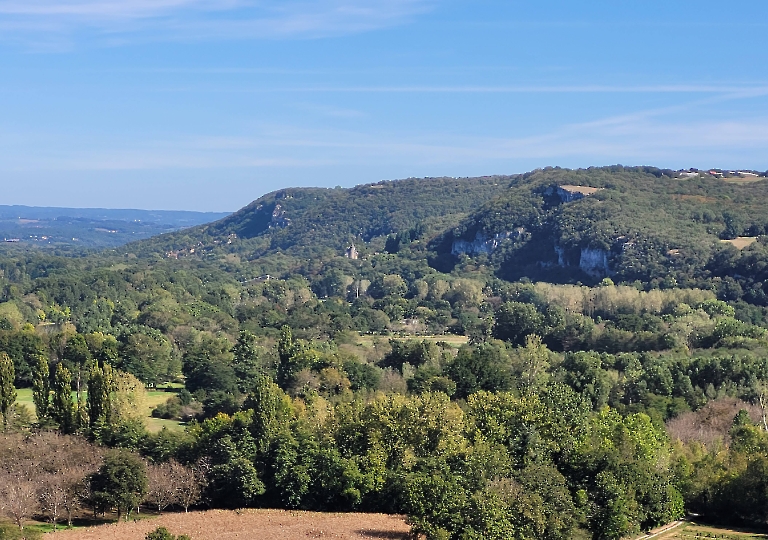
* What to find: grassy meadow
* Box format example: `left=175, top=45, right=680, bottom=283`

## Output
left=14, top=387, right=185, bottom=433
left=649, top=521, right=768, bottom=539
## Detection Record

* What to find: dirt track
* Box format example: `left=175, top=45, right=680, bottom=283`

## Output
left=51, top=509, right=411, bottom=539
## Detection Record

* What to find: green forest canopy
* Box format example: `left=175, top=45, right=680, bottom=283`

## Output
left=1, top=167, right=768, bottom=538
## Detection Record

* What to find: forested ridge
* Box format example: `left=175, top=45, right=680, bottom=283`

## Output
left=129, top=175, right=512, bottom=261
left=3, top=167, right=768, bottom=539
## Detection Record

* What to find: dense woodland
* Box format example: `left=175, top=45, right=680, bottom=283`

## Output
left=2, top=167, right=768, bottom=539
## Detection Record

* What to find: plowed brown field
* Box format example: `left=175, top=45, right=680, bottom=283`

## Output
left=51, top=509, right=411, bottom=539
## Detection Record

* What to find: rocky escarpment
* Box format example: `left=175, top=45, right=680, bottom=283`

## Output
left=454, top=230, right=611, bottom=278
left=577, top=248, right=610, bottom=277
left=451, top=229, right=524, bottom=257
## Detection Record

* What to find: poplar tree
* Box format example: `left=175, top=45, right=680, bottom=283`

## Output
left=32, top=354, right=50, bottom=421
left=75, top=390, right=87, bottom=432
left=232, top=330, right=261, bottom=391
left=51, top=363, right=74, bottom=433
left=87, top=361, right=114, bottom=431
left=0, top=351, right=16, bottom=430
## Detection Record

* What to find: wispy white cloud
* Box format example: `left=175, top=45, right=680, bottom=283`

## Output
left=118, top=83, right=768, bottom=96
left=0, top=0, right=221, bottom=18
left=1, top=90, right=765, bottom=173
left=4, top=113, right=768, bottom=174
left=270, top=85, right=768, bottom=94
left=0, top=0, right=433, bottom=47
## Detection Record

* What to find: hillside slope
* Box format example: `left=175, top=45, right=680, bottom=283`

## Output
left=434, top=166, right=768, bottom=286
left=126, top=176, right=513, bottom=259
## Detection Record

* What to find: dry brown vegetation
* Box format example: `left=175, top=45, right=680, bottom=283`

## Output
left=721, top=237, right=758, bottom=250
left=52, top=509, right=411, bottom=540
left=666, top=397, right=763, bottom=447
left=0, top=432, right=103, bottom=530
left=0, top=433, right=205, bottom=532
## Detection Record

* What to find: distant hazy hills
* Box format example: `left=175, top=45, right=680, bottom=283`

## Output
left=0, top=205, right=229, bottom=250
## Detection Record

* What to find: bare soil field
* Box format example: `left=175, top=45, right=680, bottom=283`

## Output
left=50, top=509, right=411, bottom=540
left=721, top=236, right=758, bottom=250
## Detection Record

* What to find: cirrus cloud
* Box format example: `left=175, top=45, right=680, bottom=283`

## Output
left=0, top=0, right=434, bottom=48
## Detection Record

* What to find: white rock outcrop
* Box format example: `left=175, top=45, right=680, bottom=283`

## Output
left=451, top=230, right=520, bottom=257
left=578, top=248, right=610, bottom=277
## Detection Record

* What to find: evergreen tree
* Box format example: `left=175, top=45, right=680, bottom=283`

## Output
left=0, top=351, right=16, bottom=430
left=244, top=374, right=291, bottom=452
left=32, top=353, right=50, bottom=421
left=277, top=325, right=293, bottom=365
left=75, top=390, right=88, bottom=432
left=232, top=330, right=261, bottom=392
left=276, top=325, right=294, bottom=387
left=51, top=363, right=74, bottom=433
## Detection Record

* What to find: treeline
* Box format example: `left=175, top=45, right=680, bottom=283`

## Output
left=3, top=168, right=768, bottom=537
left=5, top=317, right=768, bottom=537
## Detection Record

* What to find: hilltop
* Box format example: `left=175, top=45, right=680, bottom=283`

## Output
left=124, top=176, right=512, bottom=261
left=433, top=166, right=768, bottom=287
left=115, top=166, right=768, bottom=303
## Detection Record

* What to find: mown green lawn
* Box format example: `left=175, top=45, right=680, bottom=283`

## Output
left=14, top=387, right=185, bottom=432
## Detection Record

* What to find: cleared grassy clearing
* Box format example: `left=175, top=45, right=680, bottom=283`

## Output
left=354, top=333, right=467, bottom=348
left=651, top=521, right=768, bottom=539
left=14, top=387, right=184, bottom=433
left=15, top=387, right=35, bottom=417
left=144, top=390, right=186, bottom=432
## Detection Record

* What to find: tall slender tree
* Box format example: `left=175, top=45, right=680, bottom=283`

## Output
left=87, top=361, right=114, bottom=432
left=0, top=351, right=16, bottom=430
left=232, top=330, right=264, bottom=392
left=32, top=353, right=50, bottom=421
left=51, top=363, right=75, bottom=433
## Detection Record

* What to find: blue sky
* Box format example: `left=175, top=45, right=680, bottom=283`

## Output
left=1, top=0, right=767, bottom=211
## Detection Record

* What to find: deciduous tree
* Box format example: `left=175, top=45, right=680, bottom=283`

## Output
left=90, top=449, right=147, bottom=522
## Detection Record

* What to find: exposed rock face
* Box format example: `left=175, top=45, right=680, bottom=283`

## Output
left=553, top=245, right=610, bottom=277
left=578, top=248, right=610, bottom=277
left=270, top=204, right=290, bottom=228
left=451, top=230, right=520, bottom=257
left=452, top=228, right=610, bottom=278
left=555, top=246, right=566, bottom=266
